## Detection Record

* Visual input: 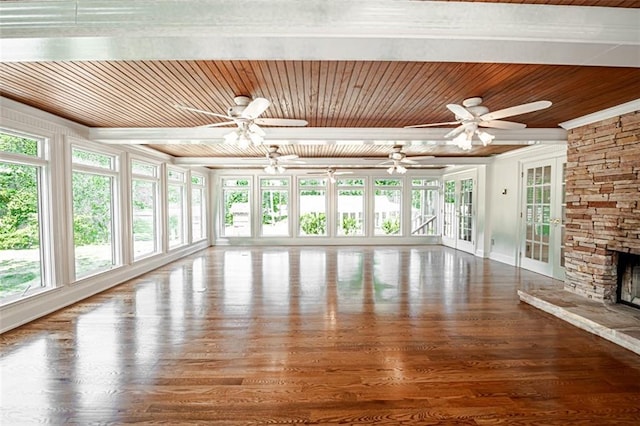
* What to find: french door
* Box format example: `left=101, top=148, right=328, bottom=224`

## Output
left=442, top=171, right=475, bottom=254
left=520, top=157, right=566, bottom=279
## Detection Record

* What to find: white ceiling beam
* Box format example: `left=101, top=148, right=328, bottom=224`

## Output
left=173, top=156, right=493, bottom=167
left=89, top=127, right=567, bottom=145
left=1, top=1, right=638, bottom=66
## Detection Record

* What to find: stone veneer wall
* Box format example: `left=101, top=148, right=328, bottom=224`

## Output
left=564, top=110, right=640, bottom=301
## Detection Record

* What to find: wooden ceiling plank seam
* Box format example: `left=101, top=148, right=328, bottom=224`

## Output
left=58, top=61, right=159, bottom=126
left=198, top=61, right=246, bottom=114
left=5, top=62, right=135, bottom=127
left=291, top=61, right=306, bottom=123
left=357, top=62, right=409, bottom=127
left=277, top=61, right=297, bottom=121
left=325, top=61, right=352, bottom=127
left=229, top=60, right=258, bottom=100
left=325, top=60, right=352, bottom=128
left=273, top=61, right=295, bottom=120
left=164, top=60, right=230, bottom=127
left=137, top=60, right=212, bottom=127
left=373, top=62, right=441, bottom=128
left=343, top=61, right=395, bottom=128
left=315, top=60, right=332, bottom=127
left=302, top=61, right=318, bottom=128
left=84, top=60, right=178, bottom=127
left=336, top=61, right=368, bottom=128
left=393, top=62, right=457, bottom=128
left=249, top=61, right=281, bottom=121
left=217, top=61, right=253, bottom=103
left=342, top=61, right=374, bottom=128
left=104, top=61, right=188, bottom=127
left=155, top=60, right=215, bottom=123
left=189, top=61, right=236, bottom=113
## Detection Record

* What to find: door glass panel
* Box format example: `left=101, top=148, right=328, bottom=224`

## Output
left=458, top=179, right=473, bottom=242
left=524, top=165, right=551, bottom=263
left=443, top=180, right=455, bottom=239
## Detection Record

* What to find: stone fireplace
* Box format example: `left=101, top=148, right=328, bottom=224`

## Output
left=564, top=110, right=640, bottom=306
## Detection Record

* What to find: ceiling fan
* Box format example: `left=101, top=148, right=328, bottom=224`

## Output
left=262, top=146, right=304, bottom=174
left=405, top=97, right=552, bottom=150
left=174, top=95, right=308, bottom=148
left=306, top=168, right=353, bottom=183
left=376, top=146, right=435, bottom=174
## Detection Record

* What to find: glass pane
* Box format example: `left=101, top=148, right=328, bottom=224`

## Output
left=410, top=189, right=438, bottom=236
left=73, top=172, right=114, bottom=278
left=223, top=178, right=250, bottom=187
left=299, top=189, right=326, bottom=236
left=543, top=166, right=552, bottom=184
left=0, top=163, right=43, bottom=299
left=0, top=132, right=39, bottom=157
left=72, top=148, right=114, bottom=170
left=132, top=179, right=157, bottom=259
left=374, top=179, right=401, bottom=186
left=131, top=161, right=156, bottom=177
left=261, top=178, right=288, bottom=187
left=262, top=189, right=289, bottom=236
left=527, top=169, right=534, bottom=186
left=337, top=189, right=364, bottom=236
left=412, top=178, right=439, bottom=186
left=191, top=174, right=205, bottom=186
left=374, top=188, right=401, bottom=236
left=167, top=170, right=184, bottom=182
left=223, top=189, right=250, bottom=237
left=337, top=178, right=364, bottom=186
left=299, top=178, right=326, bottom=187
left=192, top=187, right=205, bottom=241
left=168, top=184, right=184, bottom=248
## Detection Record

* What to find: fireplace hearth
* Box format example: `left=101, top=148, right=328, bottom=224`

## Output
left=617, top=253, right=640, bottom=310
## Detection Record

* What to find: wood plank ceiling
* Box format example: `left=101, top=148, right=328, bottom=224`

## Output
left=0, top=0, right=639, bottom=165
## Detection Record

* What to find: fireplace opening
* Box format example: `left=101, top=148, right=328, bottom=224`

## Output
left=617, top=252, right=640, bottom=310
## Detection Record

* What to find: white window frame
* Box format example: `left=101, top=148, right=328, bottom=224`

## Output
left=131, top=158, right=161, bottom=260
left=190, top=172, right=207, bottom=243
left=167, top=167, right=188, bottom=250
left=0, top=128, right=53, bottom=304
left=259, top=176, right=291, bottom=237
left=70, top=142, right=121, bottom=282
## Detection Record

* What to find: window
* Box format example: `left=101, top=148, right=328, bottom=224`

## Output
left=374, top=178, right=402, bottom=236
left=298, top=178, right=327, bottom=237
left=459, top=178, right=473, bottom=243
left=191, top=173, right=206, bottom=242
left=0, top=130, right=49, bottom=302
left=411, top=178, right=439, bottom=236
left=131, top=160, right=159, bottom=260
left=261, top=178, right=289, bottom=236
left=336, top=178, right=365, bottom=236
left=167, top=168, right=186, bottom=249
left=222, top=178, right=251, bottom=237
left=72, top=147, right=119, bottom=279
left=443, top=180, right=456, bottom=239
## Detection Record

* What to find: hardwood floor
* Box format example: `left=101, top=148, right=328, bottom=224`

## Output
left=2, top=246, right=640, bottom=425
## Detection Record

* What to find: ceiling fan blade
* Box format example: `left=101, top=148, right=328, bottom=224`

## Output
left=196, top=121, right=236, bottom=128
left=334, top=171, right=353, bottom=175
left=241, top=97, right=270, bottom=119
left=174, top=104, right=232, bottom=120
left=401, top=158, right=418, bottom=164
left=255, top=118, right=308, bottom=127
left=248, top=122, right=266, bottom=136
left=444, top=124, right=467, bottom=138
left=278, top=154, right=299, bottom=161
left=404, top=121, right=461, bottom=129
left=479, top=120, right=526, bottom=130
left=480, top=100, right=552, bottom=121
left=407, top=155, right=436, bottom=161
left=446, top=104, right=475, bottom=120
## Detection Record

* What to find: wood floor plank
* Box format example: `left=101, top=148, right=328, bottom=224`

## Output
left=1, top=246, right=639, bottom=425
